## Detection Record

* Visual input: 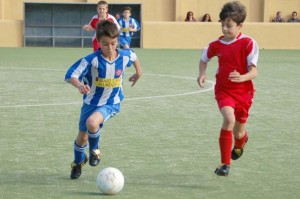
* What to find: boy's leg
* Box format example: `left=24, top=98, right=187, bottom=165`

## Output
left=70, top=132, right=88, bottom=179
left=93, top=38, right=100, bottom=51
left=232, top=122, right=248, bottom=160
left=231, top=98, right=252, bottom=160
left=86, top=112, right=104, bottom=166
left=215, top=106, right=235, bottom=176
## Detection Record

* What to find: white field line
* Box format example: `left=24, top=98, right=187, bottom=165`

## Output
left=0, top=67, right=215, bottom=108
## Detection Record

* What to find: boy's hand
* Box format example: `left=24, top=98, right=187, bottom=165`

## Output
left=197, top=75, right=206, bottom=88
left=78, top=85, right=90, bottom=94
left=229, top=70, right=243, bottom=82
left=83, top=25, right=92, bottom=32
left=129, top=73, right=141, bottom=87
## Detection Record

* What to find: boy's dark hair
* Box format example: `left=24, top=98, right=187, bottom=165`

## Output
left=97, top=1, right=108, bottom=8
left=123, top=6, right=132, bottom=12
left=219, top=1, right=246, bottom=25
left=96, top=20, right=119, bottom=41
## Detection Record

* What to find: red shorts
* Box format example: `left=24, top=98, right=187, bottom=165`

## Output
left=215, top=87, right=255, bottom=123
left=93, top=39, right=100, bottom=52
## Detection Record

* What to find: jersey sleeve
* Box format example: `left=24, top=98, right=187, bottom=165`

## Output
left=64, top=58, right=90, bottom=82
left=200, top=47, right=210, bottom=63
left=246, top=39, right=259, bottom=68
left=121, top=49, right=137, bottom=67
left=132, top=18, right=141, bottom=31
left=89, top=15, right=99, bottom=30
left=107, top=14, right=121, bottom=30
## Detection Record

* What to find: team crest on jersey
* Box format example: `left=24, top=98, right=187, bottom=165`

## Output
left=115, top=69, right=122, bottom=76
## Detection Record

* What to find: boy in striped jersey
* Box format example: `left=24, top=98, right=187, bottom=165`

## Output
left=117, top=6, right=140, bottom=49
left=83, top=1, right=120, bottom=52
left=197, top=1, right=259, bottom=176
left=65, top=20, right=142, bottom=179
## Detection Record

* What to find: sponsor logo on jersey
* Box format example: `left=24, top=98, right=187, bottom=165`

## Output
left=95, top=77, right=122, bottom=88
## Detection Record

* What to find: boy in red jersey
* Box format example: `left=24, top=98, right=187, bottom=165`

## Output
left=197, top=1, right=259, bottom=176
left=83, top=1, right=120, bottom=51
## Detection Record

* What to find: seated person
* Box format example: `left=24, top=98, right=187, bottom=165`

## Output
left=272, top=11, right=285, bottom=22
left=201, top=13, right=212, bottom=22
left=185, top=11, right=196, bottom=22
left=287, top=11, right=300, bottom=22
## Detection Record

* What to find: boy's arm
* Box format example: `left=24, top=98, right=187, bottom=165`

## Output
left=228, top=65, right=257, bottom=83
left=128, top=59, right=142, bottom=87
left=68, top=77, right=90, bottom=94
left=197, top=60, right=208, bottom=88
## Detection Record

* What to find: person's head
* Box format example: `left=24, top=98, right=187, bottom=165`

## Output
left=96, top=1, right=109, bottom=18
left=185, top=11, right=195, bottom=21
left=276, top=11, right=282, bottom=18
left=292, top=11, right=297, bottom=18
left=114, top=13, right=120, bottom=19
left=122, top=7, right=132, bottom=20
left=96, top=20, right=119, bottom=56
left=219, top=1, right=246, bottom=40
left=202, top=13, right=212, bottom=22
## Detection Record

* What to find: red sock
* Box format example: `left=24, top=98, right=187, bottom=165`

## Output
left=234, top=132, right=248, bottom=149
left=219, top=129, right=232, bottom=165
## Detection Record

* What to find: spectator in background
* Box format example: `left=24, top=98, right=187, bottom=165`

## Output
left=185, top=11, right=196, bottom=22
left=201, top=13, right=212, bottom=22
left=272, top=11, right=285, bottom=22
left=287, top=11, right=300, bottom=22
left=114, top=13, right=121, bottom=20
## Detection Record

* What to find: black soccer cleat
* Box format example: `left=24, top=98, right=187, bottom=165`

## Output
left=215, top=164, right=230, bottom=176
left=89, top=149, right=101, bottom=167
left=231, top=137, right=248, bottom=160
left=70, top=155, right=88, bottom=179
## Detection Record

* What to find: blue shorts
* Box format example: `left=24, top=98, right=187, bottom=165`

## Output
left=118, top=36, right=132, bottom=48
left=79, top=103, right=120, bottom=132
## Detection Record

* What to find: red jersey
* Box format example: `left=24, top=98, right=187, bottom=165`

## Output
left=88, top=13, right=120, bottom=41
left=201, top=33, right=259, bottom=93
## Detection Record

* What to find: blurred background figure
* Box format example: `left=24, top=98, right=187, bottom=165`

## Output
left=114, top=13, right=121, bottom=20
left=185, top=11, right=196, bottom=22
left=272, top=11, right=285, bottom=22
left=201, top=13, right=212, bottom=22
left=287, top=11, right=300, bottom=22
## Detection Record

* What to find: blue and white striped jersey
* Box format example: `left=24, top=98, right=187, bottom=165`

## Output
left=65, top=49, right=137, bottom=106
left=118, top=17, right=140, bottom=37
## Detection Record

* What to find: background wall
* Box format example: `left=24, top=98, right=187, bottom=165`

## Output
left=0, top=0, right=300, bottom=49
left=143, top=22, right=300, bottom=49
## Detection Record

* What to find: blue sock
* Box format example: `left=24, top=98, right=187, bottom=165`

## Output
left=73, top=141, right=87, bottom=164
left=88, top=128, right=101, bottom=151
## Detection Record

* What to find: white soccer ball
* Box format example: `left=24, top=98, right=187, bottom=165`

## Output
left=96, top=167, right=124, bottom=195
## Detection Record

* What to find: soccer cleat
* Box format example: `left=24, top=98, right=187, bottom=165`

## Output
left=89, top=149, right=101, bottom=167
left=231, top=137, right=248, bottom=160
left=70, top=155, right=88, bottom=179
left=215, top=164, right=230, bottom=176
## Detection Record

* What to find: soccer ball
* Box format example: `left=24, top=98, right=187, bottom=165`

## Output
left=96, top=167, right=124, bottom=195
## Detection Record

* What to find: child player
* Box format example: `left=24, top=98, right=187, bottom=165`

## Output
left=65, top=20, right=142, bottom=179
left=117, top=6, right=140, bottom=49
left=83, top=1, right=120, bottom=52
left=197, top=1, right=259, bottom=176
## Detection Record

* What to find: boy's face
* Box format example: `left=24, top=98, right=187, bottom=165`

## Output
left=123, top=10, right=131, bottom=19
left=97, top=5, right=108, bottom=18
left=221, top=18, right=242, bottom=41
left=99, top=36, right=118, bottom=57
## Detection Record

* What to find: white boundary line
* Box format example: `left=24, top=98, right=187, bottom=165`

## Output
left=0, top=68, right=215, bottom=108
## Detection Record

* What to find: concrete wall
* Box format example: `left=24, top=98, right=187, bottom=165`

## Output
left=1, top=0, right=300, bottom=49
left=142, top=22, right=300, bottom=49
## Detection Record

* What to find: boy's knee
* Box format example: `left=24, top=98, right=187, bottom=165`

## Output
left=86, top=118, right=100, bottom=132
